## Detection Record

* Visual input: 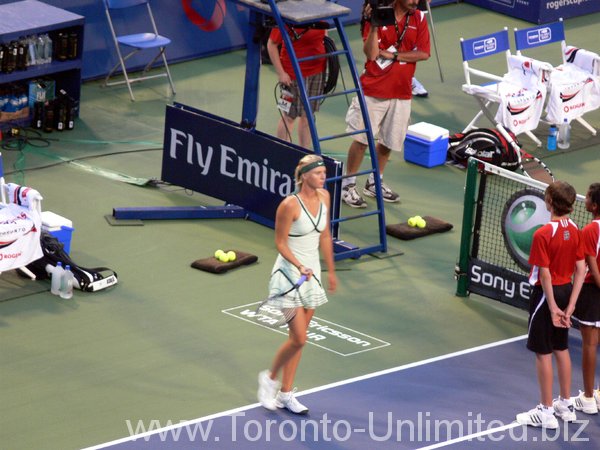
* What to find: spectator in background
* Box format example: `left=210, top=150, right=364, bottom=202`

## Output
left=267, top=25, right=326, bottom=149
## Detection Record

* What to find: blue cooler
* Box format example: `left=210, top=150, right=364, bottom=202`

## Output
left=404, top=122, right=449, bottom=168
left=41, top=211, right=74, bottom=254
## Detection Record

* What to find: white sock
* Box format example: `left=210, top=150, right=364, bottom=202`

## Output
left=342, top=176, right=356, bottom=188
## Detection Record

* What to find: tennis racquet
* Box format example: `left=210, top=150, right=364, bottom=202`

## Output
left=517, top=147, right=555, bottom=184
left=492, top=123, right=555, bottom=184
left=255, top=274, right=307, bottom=327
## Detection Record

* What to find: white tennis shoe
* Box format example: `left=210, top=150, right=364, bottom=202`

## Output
left=257, top=370, right=280, bottom=411
left=553, top=397, right=577, bottom=422
left=516, top=404, right=558, bottom=429
left=573, top=391, right=599, bottom=414
left=275, top=388, right=309, bottom=415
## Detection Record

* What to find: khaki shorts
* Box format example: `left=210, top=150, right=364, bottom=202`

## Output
left=345, top=96, right=411, bottom=152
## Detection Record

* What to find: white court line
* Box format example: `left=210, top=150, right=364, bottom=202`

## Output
left=82, top=334, right=527, bottom=450
left=415, top=423, right=522, bottom=450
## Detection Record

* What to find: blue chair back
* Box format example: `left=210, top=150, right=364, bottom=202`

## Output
left=514, top=20, right=565, bottom=52
left=460, top=29, right=510, bottom=62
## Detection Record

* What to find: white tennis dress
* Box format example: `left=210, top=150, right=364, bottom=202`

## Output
left=268, top=194, right=329, bottom=309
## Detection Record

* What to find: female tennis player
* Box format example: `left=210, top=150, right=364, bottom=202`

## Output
left=257, top=154, right=337, bottom=414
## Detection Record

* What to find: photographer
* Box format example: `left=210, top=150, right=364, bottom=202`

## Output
left=342, top=0, right=430, bottom=208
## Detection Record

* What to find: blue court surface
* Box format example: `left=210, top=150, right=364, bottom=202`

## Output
left=84, top=332, right=600, bottom=449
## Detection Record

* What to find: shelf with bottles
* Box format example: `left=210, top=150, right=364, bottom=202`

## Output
left=0, top=27, right=82, bottom=83
left=1, top=77, right=79, bottom=133
left=0, top=0, right=84, bottom=131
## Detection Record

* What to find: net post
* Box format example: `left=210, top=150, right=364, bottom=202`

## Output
left=455, top=158, right=478, bottom=297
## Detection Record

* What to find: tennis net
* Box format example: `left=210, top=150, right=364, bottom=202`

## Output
left=455, top=159, right=588, bottom=310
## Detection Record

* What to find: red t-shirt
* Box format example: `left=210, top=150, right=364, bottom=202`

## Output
left=269, top=27, right=326, bottom=80
left=582, top=219, right=600, bottom=284
left=528, top=219, right=584, bottom=286
left=360, top=10, right=430, bottom=99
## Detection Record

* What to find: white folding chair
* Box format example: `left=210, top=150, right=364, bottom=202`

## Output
left=460, top=29, right=550, bottom=147
left=103, top=0, right=176, bottom=101
left=514, top=18, right=600, bottom=136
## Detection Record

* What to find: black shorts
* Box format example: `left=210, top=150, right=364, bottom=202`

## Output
left=574, top=283, right=600, bottom=327
left=526, top=284, right=572, bottom=354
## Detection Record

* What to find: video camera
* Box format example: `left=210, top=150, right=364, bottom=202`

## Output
left=368, top=0, right=395, bottom=27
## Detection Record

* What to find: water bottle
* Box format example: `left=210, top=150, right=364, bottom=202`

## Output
left=547, top=125, right=557, bottom=151
left=557, top=118, right=571, bottom=150
left=60, top=264, right=74, bottom=299
left=47, top=262, right=64, bottom=295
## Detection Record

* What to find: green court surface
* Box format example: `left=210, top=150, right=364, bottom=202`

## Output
left=1, top=4, right=599, bottom=449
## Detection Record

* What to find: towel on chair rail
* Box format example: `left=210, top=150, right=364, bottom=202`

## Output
left=565, top=46, right=600, bottom=76
left=494, top=56, right=548, bottom=135
left=545, top=63, right=600, bottom=124
left=0, top=203, right=43, bottom=271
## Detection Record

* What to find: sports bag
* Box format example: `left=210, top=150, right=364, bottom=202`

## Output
left=24, top=231, right=118, bottom=292
left=447, top=128, right=520, bottom=171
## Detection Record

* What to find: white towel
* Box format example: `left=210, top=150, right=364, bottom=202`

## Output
left=546, top=64, right=600, bottom=124
left=494, top=67, right=546, bottom=134
left=0, top=203, right=43, bottom=271
left=564, top=46, right=600, bottom=76
left=507, top=55, right=553, bottom=82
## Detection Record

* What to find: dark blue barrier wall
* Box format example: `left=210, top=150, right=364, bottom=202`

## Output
left=0, top=0, right=452, bottom=80
left=464, top=0, right=600, bottom=24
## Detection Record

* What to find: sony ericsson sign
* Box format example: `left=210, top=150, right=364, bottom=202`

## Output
left=161, top=104, right=338, bottom=225
left=501, top=189, right=550, bottom=272
left=469, top=258, right=531, bottom=310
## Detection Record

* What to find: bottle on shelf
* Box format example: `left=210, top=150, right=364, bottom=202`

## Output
left=33, top=101, right=44, bottom=129
left=55, top=99, right=66, bottom=131
left=547, top=125, right=557, bottom=151
left=47, top=261, right=64, bottom=296
left=557, top=118, right=571, bottom=150
left=67, top=32, right=78, bottom=60
left=60, top=264, right=74, bottom=299
left=56, top=32, right=68, bottom=61
left=43, top=100, right=54, bottom=132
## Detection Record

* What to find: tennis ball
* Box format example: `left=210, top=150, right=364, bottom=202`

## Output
left=218, top=253, right=230, bottom=263
left=214, top=249, right=225, bottom=259
left=416, top=218, right=427, bottom=228
left=407, top=217, right=417, bottom=227
left=226, top=251, right=236, bottom=262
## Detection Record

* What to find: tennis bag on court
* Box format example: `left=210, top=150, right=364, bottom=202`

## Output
left=24, top=231, right=118, bottom=292
left=447, top=128, right=520, bottom=171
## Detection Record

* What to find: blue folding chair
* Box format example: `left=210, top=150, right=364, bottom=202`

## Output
left=514, top=19, right=600, bottom=135
left=103, top=0, right=176, bottom=101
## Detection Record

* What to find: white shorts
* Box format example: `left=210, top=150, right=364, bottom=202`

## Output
left=345, top=96, right=411, bottom=152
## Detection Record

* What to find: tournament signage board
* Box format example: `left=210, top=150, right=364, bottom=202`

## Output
left=161, top=103, right=341, bottom=228
left=465, top=0, right=600, bottom=24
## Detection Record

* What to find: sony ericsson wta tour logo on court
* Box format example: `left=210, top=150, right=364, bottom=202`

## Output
left=222, top=304, right=390, bottom=356
left=501, top=189, right=550, bottom=272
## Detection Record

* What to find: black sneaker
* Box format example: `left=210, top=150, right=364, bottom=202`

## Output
left=363, top=179, right=400, bottom=203
left=342, top=184, right=367, bottom=208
